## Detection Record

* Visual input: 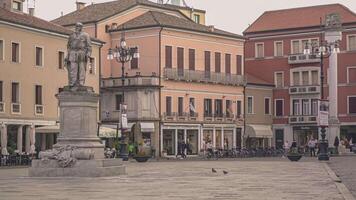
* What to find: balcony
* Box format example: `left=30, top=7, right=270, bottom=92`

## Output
left=289, top=85, right=320, bottom=95
left=163, top=112, right=199, bottom=121
left=101, top=76, right=159, bottom=88
left=35, top=104, right=44, bottom=115
left=288, top=54, right=320, bottom=64
left=0, top=102, right=4, bottom=113
left=289, top=115, right=317, bottom=124
left=11, top=103, right=21, bottom=114
left=164, top=68, right=246, bottom=86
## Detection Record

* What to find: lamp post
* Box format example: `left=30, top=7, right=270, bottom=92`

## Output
left=304, top=40, right=340, bottom=161
left=107, top=35, right=139, bottom=160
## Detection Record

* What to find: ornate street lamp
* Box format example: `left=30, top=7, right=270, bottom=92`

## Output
left=304, top=40, right=340, bottom=161
left=107, top=35, right=139, bottom=161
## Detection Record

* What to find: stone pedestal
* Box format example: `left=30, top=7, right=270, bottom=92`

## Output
left=29, top=87, right=126, bottom=177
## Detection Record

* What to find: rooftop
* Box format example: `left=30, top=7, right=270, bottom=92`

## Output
left=244, top=3, right=356, bottom=34
left=246, top=74, right=274, bottom=87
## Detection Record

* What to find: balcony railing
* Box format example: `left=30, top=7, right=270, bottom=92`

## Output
left=289, top=85, right=320, bottom=95
left=289, top=115, right=317, bottom=124
left=11, top=103, right=21, bottom=114
left=35, top=104, right=44, bottom=115
left=288, top=54, right=321, bottom=64
left=101, top=76, right=159, bottom=88
left=0, top=102, right=4, bottom=113
left=164, top=68, right=246, bottom=86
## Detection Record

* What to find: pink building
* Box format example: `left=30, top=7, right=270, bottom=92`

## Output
left=244, top=4, right=356, bottom=149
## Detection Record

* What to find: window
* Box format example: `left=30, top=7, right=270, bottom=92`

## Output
left=302, top=99, right=310, bottom=115
left=275, top=99, right=284, bottom=117
left=293, top=71, right=300, bottom=86
left=204, top=51, right=211, bottom=78
left=35, top=47, right=43, bottom=66
left=87, top=57, right=96, bottom=74
left=292, top=40, right=300, bottom=54
left=12, top=1, right=21, bottom=11
left=292, top=99, right=300, bottom=115
left=247, top=96, right=253, bottom=114
left=189, top=98, right=195, bottom=116
left=275, top=72, right=284, bottom=88
left=255, top=43, right=264, bottom=58
left=274, top=41, right=283, bottom=57
left=226, top=100, right=232, bottom=117
left=11, top=82, right=19, bottom=103
left=0, top=81, right=3, bottom=102
left=58, top=51, right=65, bottom=69
left=236, top=55, right=242, bottom=75
left=130, top=47, right=138, bottom=69
left=0, top=40, right=4, bottom=61
left=35, top=85, right=42, bottom=105
left=166, top=96, right=172, bottom=115
left=177, top=47, right=184, bottom=76
left=165, top=46, right=172, bottom=68
left=115, top=94, right=123, bottom=111
left=302, top=71, right=309, bottom=85
left=225, top=54, right=231, bottom=74
left=264, top=98, right=271, bottom=115
left=204, top=98, right=212, bottom=116
left=348, top=67, right=356, bottom=84
left=214, top=99, right=223, bottom=117
left=189, top=49, right=195, bottom=70
left=348, top=96, right=356, bottom=114
left=311, top=99, right=318, bottom=116
left=193, top=14, right=200, bottom=24
left=236, top=100, right=242, bottom=117
left=348, top=35, right=356, bottom=51
left=311, top=70, right=319, bottom=85
left=11, top=42, right=20, bottom=63
left=178, top=97, right=184, bottom=116
left=215, top=52, right=221, bottom=73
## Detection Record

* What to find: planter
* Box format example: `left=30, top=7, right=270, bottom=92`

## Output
left=133, top=156, right=151, bottom=163
left=287, top=154, right=302, bottom=162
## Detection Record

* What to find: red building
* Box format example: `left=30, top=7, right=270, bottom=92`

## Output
left=244, top=4, right=356, bottom=149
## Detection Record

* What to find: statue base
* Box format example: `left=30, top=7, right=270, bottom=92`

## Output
left=29, top=87, right=126, bottom=177
left=29, top=159, right=126, bottom=177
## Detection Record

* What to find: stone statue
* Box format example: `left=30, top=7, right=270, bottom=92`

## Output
left=65, top=22, right=92, bottom=87
left=325, top=13, right=342, bottom=30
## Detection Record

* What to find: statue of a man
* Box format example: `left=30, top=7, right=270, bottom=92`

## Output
left=65, top=22, right=92, bottom=87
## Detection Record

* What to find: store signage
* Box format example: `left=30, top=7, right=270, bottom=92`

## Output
left=318, top=100, right=329, bottom=127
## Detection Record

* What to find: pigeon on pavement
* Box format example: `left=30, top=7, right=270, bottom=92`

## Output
left=212, top=168, right=217, bottom=173
left=223, top=170, right=228, bottom=175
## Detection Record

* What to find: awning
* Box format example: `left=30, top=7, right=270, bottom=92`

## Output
left=36, top=125, right=60, bottom=134
left=99, top=125, right=121, bottom=138
left=245, top=125, right=273, bottom=138
left=141, top=123, right=155, bottom=132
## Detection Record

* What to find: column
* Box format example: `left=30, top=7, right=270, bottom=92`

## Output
left=0, top=123, right=8, bottom=155
left=41, top=134, right=46, bottom=151
left=30, top=124, right=36, bottom=154
left=17, top=125, right=23, bottom=154
left=221, top=127, right=224, bottom=149
left=48, top=134, right=54, bottom=149
left=160, top=127, right=163, bottom=156
left=212, top=127, right=216, bottom=148
left=184, top=129, right=187, bottom=155
left=232, top=127, right=237, bottom=149
left=198, top=125, right=201, bottom=153
left=174, top=129, right=178, bottom=156
left=25, top=126, right=31, bottom=153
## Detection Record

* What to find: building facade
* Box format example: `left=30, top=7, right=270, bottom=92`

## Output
left=54, top=0, right=245, bottom=157
left=244, top=4, right=356, bottom=148
left=0, top=0, right=101, bottom=155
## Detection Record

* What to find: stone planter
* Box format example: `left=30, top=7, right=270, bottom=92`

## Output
left=133, top=156, right=151, bottom=163
left=287, top=154, right=302, bottom=162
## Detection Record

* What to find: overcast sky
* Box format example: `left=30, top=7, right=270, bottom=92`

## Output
left=28, top=0, right=356, bottom=35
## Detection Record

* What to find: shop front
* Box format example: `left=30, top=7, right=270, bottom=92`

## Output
left=245, top=125, right=273, bottom=148
left=292, top=126, right=319, bottom=147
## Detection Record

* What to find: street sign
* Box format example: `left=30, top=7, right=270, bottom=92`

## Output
left=318, top=100, right=329, bottom=127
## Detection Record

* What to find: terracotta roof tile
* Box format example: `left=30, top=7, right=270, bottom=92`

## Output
left=110, top=11, right=244, bottom=39
left=244, top=4, right=356, bottom=34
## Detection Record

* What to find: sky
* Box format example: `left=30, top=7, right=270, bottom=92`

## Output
left=26, top=0, right=356, bottom=35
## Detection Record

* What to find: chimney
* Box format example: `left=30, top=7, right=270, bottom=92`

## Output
left=28, top=7, right=34, bottom=16
left=208, top=25, right=215, bottom=32
left=28, top=0, right=35, bottom=16
left=76, top=1, right=86, bottom=10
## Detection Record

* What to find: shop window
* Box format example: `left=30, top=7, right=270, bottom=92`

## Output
left=163, top=130, right=176, bottom=156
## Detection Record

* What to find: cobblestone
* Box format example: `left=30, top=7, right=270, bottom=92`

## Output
left=0, top=159, right=347, bottom=200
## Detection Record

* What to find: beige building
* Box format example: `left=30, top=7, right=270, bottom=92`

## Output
left=0, top=0, right=102, bottom=155
left=245, top=75, right=274, bottom=148
left=54, top=0, right=245, bottom=157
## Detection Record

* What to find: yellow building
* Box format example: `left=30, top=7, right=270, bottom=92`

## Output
left=0, top=0, right=102, bottom=155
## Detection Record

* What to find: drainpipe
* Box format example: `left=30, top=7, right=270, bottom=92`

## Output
left=158, top=27, right=163, bottom=157
left=243, top=84, right=246, bottom=148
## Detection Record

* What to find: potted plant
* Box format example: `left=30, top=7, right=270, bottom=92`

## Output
left=287, top=147, right=302, bottom=162
left=133, top=140, right=151, bottom=163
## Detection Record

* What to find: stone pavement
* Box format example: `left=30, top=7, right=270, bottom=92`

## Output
left=0, top=159, right=350, bottom=200
left=328, top=156, right=356, bottom=199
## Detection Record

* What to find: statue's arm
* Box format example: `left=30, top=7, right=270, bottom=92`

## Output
left=86, top=35, right=92, bottom=58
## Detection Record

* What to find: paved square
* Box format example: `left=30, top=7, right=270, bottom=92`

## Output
left=0, top=160, right=346, bottom=200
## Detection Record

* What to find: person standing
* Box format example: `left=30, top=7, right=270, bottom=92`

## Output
left=334, top=136, right=340, bottom=155
left=308, top=138, right=317, bottom=157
